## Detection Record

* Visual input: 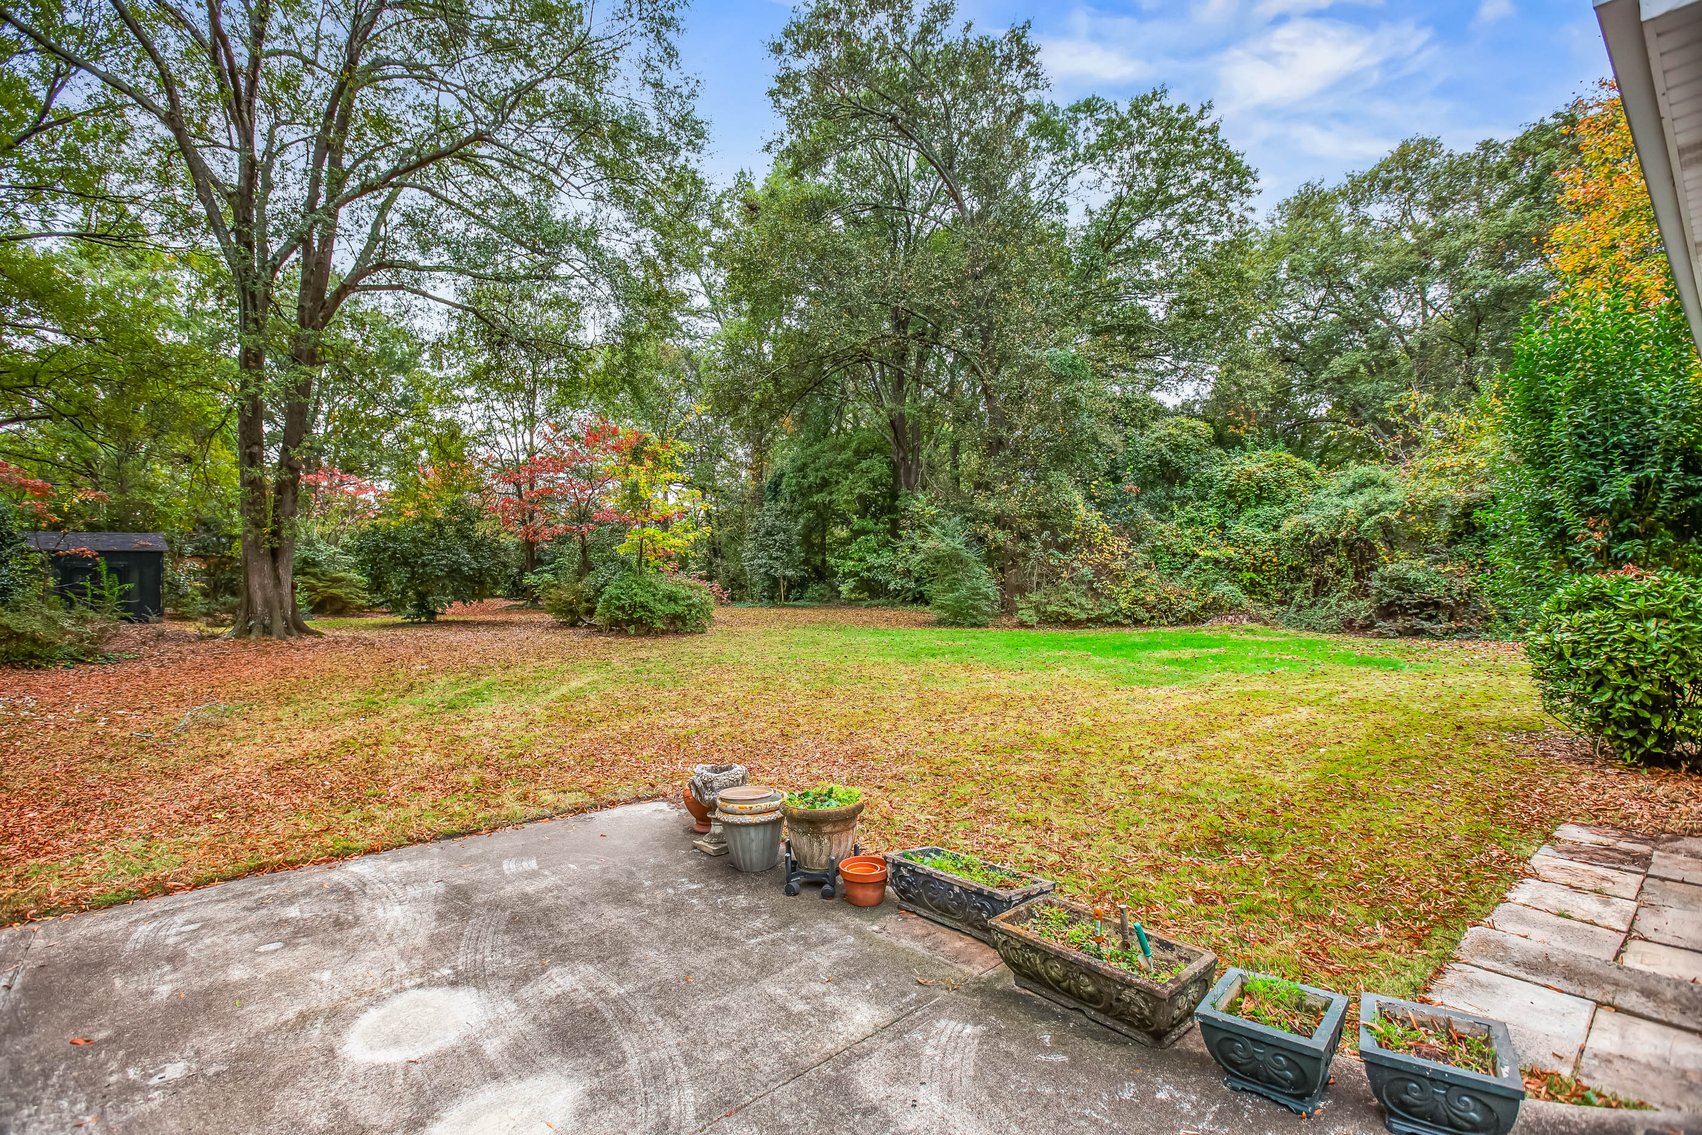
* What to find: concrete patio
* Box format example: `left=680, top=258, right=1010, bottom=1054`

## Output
left=0, top=803, right=1694, bottom=1134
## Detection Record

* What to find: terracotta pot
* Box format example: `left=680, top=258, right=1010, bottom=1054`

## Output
left=682, top=787, right=711, bottom=833
left=839, top=854, right=888, bottom=908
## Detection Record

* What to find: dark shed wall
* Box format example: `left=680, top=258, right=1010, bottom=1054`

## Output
left=48, top=552, right=163, bottom=621
left=24, top=533, right=167, bottom=622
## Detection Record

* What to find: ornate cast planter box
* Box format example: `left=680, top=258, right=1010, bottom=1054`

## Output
left=1195, top=967, right=1349, bottom=1114
left=1359, top=994, right=1524, bottom=1135
left=988, top=896, right=1217, bottom=1047
left=883, top=846, right=1053, bottom=943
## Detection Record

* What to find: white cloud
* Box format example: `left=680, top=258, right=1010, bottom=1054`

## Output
left=1250, top=0, right=1381, bottom=19
left=1474, top=0, right=1515, bottom=26
left=1215, top=17, right=1430, bottom=110
left=1277, top=120, right=1400, bottom=162
left=1040, top=36, right=1149, bottom=84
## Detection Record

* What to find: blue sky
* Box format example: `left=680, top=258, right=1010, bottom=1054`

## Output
left=676, top=0, right=1613, bottom=210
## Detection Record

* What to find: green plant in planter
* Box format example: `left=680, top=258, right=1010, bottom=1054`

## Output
left=1368, top=1008, right=1499, bottom=1076
left=1025, top=903, right=1187, bottom=980
left=1224, top=974, right=1326, bottom=1037
left=783, top=784, right=862, bottom=809
left=907, top=849, right=1024, bottom=888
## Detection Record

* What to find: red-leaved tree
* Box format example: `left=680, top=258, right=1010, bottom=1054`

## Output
left=490, top=420, right=641, bottom=578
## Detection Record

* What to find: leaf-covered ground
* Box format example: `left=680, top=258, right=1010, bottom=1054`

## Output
left=3, top=604, right=1697, bottom=998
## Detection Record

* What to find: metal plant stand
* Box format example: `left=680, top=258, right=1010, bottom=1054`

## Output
left=783, top=838, right=859, bottom=898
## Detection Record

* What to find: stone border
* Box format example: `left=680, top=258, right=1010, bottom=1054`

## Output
left=1423, top=824, right=1702, bottom=1110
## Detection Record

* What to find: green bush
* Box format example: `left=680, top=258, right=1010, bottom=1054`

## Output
left=594, top=571, right=714, bottom=634
left=1526, top=571, right=1702, bottom=768
left=350, top=497, right=510, bottom=622
left=294, top=541, right=370, bottom=616
left=0, top=598, right=111, bottom=667
left=930, top=566, right=1000, bottom=627
left=1280, top=592, right=1375, bottom=635
left=1368, top=559, right=1477, bottom=637
left=0, top=498, right=39, bottom=609
left=1016, top=577, right=1117, bottom=627
left=1488, top=288, right=1702, bottom=619
left=540, top=576, right=601, bottom=626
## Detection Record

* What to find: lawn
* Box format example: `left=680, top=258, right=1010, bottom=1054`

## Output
left=3, top=604, right=1697, bottom=998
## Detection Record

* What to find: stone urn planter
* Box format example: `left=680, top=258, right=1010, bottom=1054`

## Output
left=1358, top=994, right=1523, bottom=1135
left=781, top=786, right=865, bottom=871
left=988, top=895, right=1217, bottom=1047
left=715, top=784, right=784, bottom=873
left=688, top=763, right=747, bottom=855
left=1195, top=967, right=1350, bottom=1114
left=884, top=846, right=1054, bottom=943
left=838, top=854, right=888, bottom=908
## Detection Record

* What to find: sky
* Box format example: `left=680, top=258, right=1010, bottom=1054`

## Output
left=675, top=0, right=1614, bottom=211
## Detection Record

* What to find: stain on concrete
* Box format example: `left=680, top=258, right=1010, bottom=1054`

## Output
left=342, top=987, right=485, bottom=1064
left=421, top=1074, right=581, bottom=1135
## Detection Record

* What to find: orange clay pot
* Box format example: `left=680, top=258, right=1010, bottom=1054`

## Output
left=682, top=787, right=711, bottom=833
left=839, top=854, right=889, bottom=908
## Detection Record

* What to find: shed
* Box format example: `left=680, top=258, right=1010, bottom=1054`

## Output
left=25, top=532, right=167, bottom=622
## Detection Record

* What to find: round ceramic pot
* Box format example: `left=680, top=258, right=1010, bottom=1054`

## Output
left=782, top=799, right=865, bottom=872
left=839, top=854, right=888, bottom=908
left=682, top=787, right=711, bottom=833
left=716, top=785, right=784, bottom=873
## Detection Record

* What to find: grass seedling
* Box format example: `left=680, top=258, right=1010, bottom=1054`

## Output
left=1368, top=1008, right=1498, bottom=1076
left=1223, top=975, right=1326, bottom=1038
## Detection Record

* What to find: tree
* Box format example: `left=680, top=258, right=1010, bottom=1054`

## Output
left=743, top=491, right=807, bottom=602
left=708, top=0, right=1251, bottom=599
left=351, top=459, right=508, bottom=622
left=490, top=419, right=637, bottom=580
left=1487, top=287, right=1702, bottom=614
left=1486, top=89, right=1702, bottom=619
left=1203, top=119, right=1574, bottom=462
left=0, top=0, right=702, bottom=636
left=0, top=241, right=235, bottom=534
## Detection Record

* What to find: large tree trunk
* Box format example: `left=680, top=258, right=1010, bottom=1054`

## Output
left=227, top=310, right=319, bottom=639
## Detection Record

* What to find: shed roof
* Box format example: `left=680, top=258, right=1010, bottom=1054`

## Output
left=1597, top=0, right=1702, bottom=347
left=25, top=532, right=168, bottom=553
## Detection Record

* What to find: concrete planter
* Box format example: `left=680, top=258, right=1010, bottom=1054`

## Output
left=716, top=785, right=784, bottom=873
left=1358, top=994, right=1524, bottom=1135
left=1195, top=968, right=1349, bottom=1113
left=884, top=846, right=1053, bottom=943
left=988, top=896, right=1217, bottom=1047
left=781, top=799, right=864, bottom=872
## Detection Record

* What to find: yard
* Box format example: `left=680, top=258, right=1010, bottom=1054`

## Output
left=3, top=605, right=1696, bottom=998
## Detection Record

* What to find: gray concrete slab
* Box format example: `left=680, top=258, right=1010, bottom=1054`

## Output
left=1579, top=1010, right=1702, bottom=1111
left=1425, top=963, right=1594, bottom=1074
left=1635, top=900, right=1702, bottom=950
left=1621, top=939, right=1702, bottom=984
left=1484, top=901, right=1625, bottom=960
left=1651, top=850, right=1702, bottom=886
left=1454, top=926, right=1702, bottom=1031
left=1540, top=840, right=1653, bottom=874
left=1644, top=876, right=1702, bottom=912
left=1553, top=824, right=1652, bottom=853
left=5, top=802, right=1682, bottom=1134
left=1507, top=879, right=1638, bottom=931
left=1528, top=852, right=1644, bottom=900
left=1661, top=836, right=1702, bottom=859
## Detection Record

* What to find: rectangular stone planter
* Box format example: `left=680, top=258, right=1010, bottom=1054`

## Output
left=883, top=846, right=1054, bottom=943
left=1359, top=993, right=1524, bottom=1135
left=987, top=896, right=1217, bottom=1047
left=1194, top=967, right=1349, bottom=1114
